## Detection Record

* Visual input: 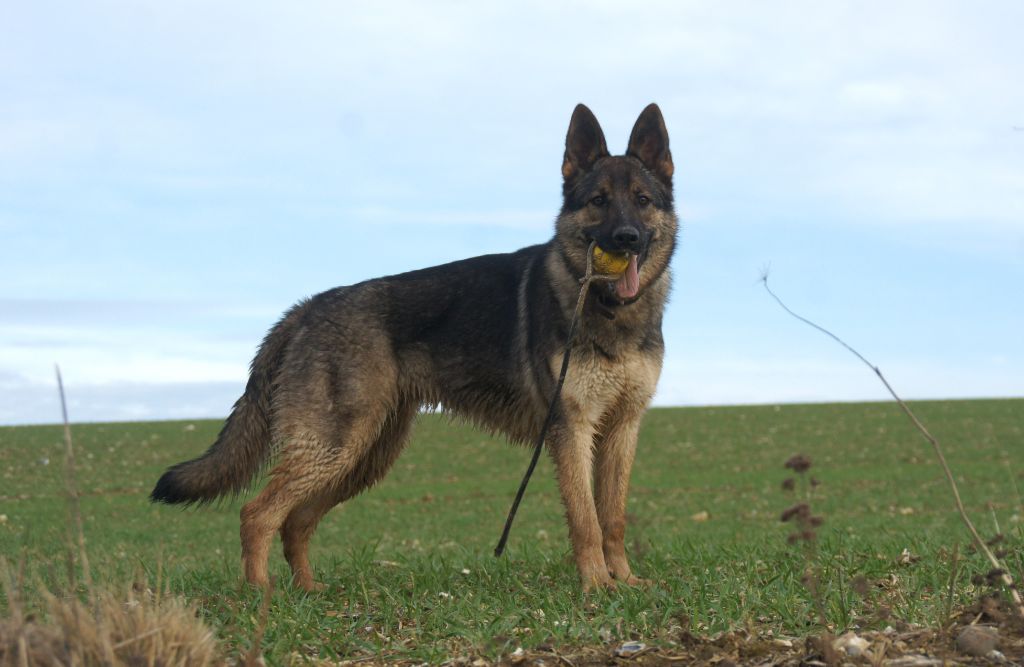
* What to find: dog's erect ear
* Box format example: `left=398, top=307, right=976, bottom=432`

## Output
left=627, top=103, right=673, bottom=186
left=562, top=104, right=609, bottom=182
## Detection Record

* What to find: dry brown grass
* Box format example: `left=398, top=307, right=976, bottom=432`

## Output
left=1, top=573, right=219, bottom=667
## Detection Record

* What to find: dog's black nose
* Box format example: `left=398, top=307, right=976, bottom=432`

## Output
left=612, top=225, right=641, bottom=251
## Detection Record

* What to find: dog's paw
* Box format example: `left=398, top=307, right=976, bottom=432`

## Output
left=291, top=576, right=327, bottom=593
left=581, top=573, right=617, bottom=593
left=618, top=574, right=652, bottom=587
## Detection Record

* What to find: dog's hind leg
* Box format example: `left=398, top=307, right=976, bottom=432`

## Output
left=240, top=384, right=400, bottom=588
left=279, top=491, right=336, bottom=591
left=277, top=399, right=417, bottom=591
left=240, top=441, right=348, bottom=589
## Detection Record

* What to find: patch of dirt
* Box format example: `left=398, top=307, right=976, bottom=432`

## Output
left=315, top=600, right=1023, bottom=666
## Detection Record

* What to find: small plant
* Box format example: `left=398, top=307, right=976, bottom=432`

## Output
left=780, top=454, right=839, bottom=665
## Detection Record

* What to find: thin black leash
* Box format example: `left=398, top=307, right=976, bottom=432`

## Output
left=494, top=241, right=618, bottom=556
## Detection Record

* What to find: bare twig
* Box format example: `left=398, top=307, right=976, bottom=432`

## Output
left=243, top=578, right=274, bottom=667
left=57, top=366, right=118, bottom=665
left=944, top=544, right=961, bottom=627
left=111, top=626, right=165, bottom=650
left=56, top=365, right=93, bottom=595
left=760, top=271, right=1024, bottom=620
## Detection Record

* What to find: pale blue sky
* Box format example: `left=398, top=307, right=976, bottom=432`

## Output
left=2, top=1, right=1022, bottom=425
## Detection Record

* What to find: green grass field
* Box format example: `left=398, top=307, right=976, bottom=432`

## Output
left=1, top=399, right=1022, bottom=663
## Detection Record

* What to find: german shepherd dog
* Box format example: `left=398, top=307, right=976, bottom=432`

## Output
left=151, top=103, right=677, bottom=592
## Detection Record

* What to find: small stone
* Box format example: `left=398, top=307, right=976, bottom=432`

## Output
left=956, top=625, right=999, bottom=657
left=614, top=641, right=646, bottom=657
left=896, top=548, right=921, bottom=565
left=690, top=510, right=710, bottom=522
left=833, top=631, right=870, bottom=657
left=886, top=656, right=941, bottom=666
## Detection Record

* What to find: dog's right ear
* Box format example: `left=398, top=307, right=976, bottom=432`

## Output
left=562, top=104, right=609, bottom=182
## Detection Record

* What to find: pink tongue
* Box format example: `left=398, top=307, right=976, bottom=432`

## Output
left=615, top=255, right=640, bottom=299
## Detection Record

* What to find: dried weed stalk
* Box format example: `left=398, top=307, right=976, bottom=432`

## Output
left=57, top=366, right=92, bottom=595
left=780, top=455, right=839, bottom=665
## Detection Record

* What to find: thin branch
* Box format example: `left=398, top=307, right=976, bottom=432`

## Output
left=56, top=365, right=92, bottom=594
left=243, top=578, right=274, bottom=667
left=760, top=271, right=1024, bottom=620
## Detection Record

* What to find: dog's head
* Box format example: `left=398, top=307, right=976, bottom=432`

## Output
left=555, top=103, right=678, bottom=303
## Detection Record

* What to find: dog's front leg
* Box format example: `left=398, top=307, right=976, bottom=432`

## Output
left=548, top=418, right=613, bottom=592
left=594, top=406, right=647, bottom=585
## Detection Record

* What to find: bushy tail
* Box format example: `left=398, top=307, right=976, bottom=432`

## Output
left=149, top=303, right=306, bottom=505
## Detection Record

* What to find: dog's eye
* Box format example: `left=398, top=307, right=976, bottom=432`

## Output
left=636, top=194, right=650, bottom=207
left=590, top=195, right=606, bottom=207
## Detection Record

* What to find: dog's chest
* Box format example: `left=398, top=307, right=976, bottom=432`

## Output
left=557, top=346, right=660, bottom=425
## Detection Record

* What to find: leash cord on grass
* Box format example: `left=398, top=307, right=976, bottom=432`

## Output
left=494, top=241, right=618, bottom=557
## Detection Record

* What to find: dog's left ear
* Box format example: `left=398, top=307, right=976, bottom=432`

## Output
left=627, top=103, right=673, bottom=186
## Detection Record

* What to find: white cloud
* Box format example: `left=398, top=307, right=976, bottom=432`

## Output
left=347, top=206, right=555, bottom=230
left=654, top=355, right=1024, bottom=407
left=0, top=378, right=243, bottom=426
left=838, top=81, right=911, bottom=113
left=0, top=323, right=252, bottom=385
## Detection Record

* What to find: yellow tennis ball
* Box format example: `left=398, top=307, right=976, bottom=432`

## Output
left=592, top=245, right=630, bottom=275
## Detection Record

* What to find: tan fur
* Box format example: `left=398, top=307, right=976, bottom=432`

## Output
left=549, top=329, right=661, bottom=589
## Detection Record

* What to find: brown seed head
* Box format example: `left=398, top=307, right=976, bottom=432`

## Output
left=986, top=568, right=1007, bottom=585
left=780, top=503, right=810, bottom=523
left=851, top=575, right=870, bottom=597
left=800, top=569, right=819, bottom=592
left=781, top=478, right=795, bottom=492
left=784, top=454, right=812, bottom=474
